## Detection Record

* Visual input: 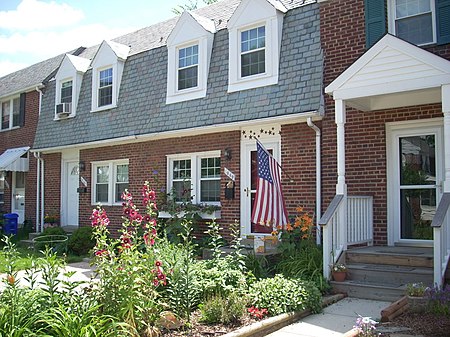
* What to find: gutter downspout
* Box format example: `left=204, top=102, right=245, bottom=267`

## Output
left=307, top=117, right=321, bottom=245
left=35, top=87, right=43, bottom=116
left=33, top=152, right=44, bottom=233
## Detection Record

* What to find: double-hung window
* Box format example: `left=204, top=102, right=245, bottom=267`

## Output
left=61, top=80, right=73, bottom=104
left=92, top=160, right=129, bottom=205
left=0, top=175, right=4, bottom=206
left=1, top=97, right=20, bottom=130
left=178, top=45, right=199, bottom=90
left=241, top=26, right=266, bottom=77
left=98, top=68, right=113, bottom=107
left=168, top=152, right=221, bottom=205
left=390, top=0, right=435, bottom=45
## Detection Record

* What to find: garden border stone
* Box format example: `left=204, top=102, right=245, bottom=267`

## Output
left=222, top=294, right=345, bottom=337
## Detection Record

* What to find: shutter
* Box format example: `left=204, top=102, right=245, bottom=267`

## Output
left=19, top=93, right=26, bottom=127
left=365, top=0, right=387, bottom=48
left=437, top=0, right=450, bottom=45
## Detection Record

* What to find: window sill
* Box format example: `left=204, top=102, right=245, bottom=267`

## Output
left=0, top=126, right=20, bottom=133
left=158, top=210, right=221, bottom=220
left=228, top=73, right=278, bottom=93
left=53, top=114, right=75, bottom=121
left=91, top=104, right=117, bottom=113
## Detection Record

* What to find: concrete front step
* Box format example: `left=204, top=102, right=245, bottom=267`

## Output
left=331, top=279, right=406, bottom=302
left=346, top=246, right=433, bottom=268
left=347, top=263, right=433, bottom=285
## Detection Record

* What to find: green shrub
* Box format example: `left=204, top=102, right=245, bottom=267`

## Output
left=248, top=274, right=322, bottom=316
left=199, top=292, right=247, bottom=324
left=68, top=226, right=94, bottom=256
left=276, top=243, right=330, bottom=293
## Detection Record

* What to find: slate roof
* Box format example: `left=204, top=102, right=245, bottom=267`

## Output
left=33, top=0, right=322, bottom=150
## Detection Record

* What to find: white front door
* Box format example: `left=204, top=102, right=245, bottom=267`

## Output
left=62, top=161, right=79, bottom=227
left=240, top=139, right=280, bottom=237
left=388, top=121, right=444, bottom=245
left=12, top=172, right=25, bottom=224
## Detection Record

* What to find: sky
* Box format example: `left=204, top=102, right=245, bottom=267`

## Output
left=0, top=0, right=204, bottom=77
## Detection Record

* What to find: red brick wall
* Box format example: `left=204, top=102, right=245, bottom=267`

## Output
left=320, top=0, right=449, bottom=244
left=0, top=90, right=39, bottom=226
left=78, top=131, right=242, bottom=239
left=43, top=153, right=62, bottom=219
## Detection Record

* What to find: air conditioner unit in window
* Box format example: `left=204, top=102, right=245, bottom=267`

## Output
left=55, top=102, right=72, bottom=117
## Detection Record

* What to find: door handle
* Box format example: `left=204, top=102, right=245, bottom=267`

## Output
left=244, top=188, right=250, bottom=197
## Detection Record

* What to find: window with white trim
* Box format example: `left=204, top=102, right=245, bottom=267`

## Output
left=98, top=68, right=113, bottom=107
left=1, top=96, right=20, bottom=130
left=92, top=160, right=129, bottom=205
left=389, top=0, right=436, bottom=45
left=241, top=26, right=266, bottom=77
left=168, top=152, right=221, bottom=204
left=60, top=80, right=73, bottom=104
left=178, top=44, right=199, bottom=90
left=227, top=0, right=285, bottom=93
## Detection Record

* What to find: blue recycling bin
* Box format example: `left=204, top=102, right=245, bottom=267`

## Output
left=3, top=213, right=19, bottom=235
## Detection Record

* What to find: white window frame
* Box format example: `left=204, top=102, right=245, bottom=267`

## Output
left=228, top=17, right=282, bottom=93
left=388, top=0, right=437, bottom=45
left=0, top=96, right=20, bottom=131
left=60, top=79, right=73, bottom=104
left=0, top=175, right=4, bottom=205
left=91, top=159, right=129, bottom=206
left=240, top=25, right=266, bottom=78
left=177, top=43, right=199, bottom=91
left=91, top=65, right=118, bottom=112
left=167, top=151, right=221, bottom=206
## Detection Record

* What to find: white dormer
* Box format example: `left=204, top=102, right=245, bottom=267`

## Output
left=228, top=0, right=286, bottom=93
left=54, top=54, right=90, bottom=120
left=166, top=11, right=216, bottom=104
left=90, top=40, right=130, bottom=112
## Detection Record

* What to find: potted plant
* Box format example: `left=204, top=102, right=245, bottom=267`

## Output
left=406, top=282, right=428, bottom=313
left=331, top=263, right=347, bottom=282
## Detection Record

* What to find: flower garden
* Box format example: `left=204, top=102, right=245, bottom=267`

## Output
left=0, top=182, right=326, bottom=337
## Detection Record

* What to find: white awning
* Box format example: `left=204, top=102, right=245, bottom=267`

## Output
left=0, top=146, right=30, bottom=172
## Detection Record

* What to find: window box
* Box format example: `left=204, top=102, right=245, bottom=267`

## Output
left=158, top=209, right=221, bottom=220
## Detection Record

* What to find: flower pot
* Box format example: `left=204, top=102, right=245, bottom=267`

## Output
left=332, top=271, right=347, bottom=282
left=407, top=295, right=428, bottom=313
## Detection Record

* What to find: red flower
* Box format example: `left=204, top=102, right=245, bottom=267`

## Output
left=155, top=260, right=162, bottom=267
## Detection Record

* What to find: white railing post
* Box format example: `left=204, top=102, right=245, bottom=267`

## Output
left=323, top=220, right=332, bottom=279
left=434, top=227, right=443, bottom=288
left=335, top=100, right=347, bottom=252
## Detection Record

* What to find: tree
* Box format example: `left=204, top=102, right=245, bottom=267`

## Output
left=172, top=0, right=218, bottom=15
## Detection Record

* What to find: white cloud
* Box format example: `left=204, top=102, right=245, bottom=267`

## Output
left=0, top=0, right=85, bottom=31
left=0, top=24, right=134, bottom=57
left=0, top=60, right=30, bottom=77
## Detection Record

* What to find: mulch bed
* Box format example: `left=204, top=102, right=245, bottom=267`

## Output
left=380, top=312, right=450, bottom=337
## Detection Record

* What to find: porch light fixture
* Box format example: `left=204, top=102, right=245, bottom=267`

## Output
left=224, top=148, right=232, bottom=160
left=79, top=161, right=86, bottom=172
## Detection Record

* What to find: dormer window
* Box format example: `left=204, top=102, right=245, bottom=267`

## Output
left=178, top=44, right=199, bottom=90
left=98, top=68, right=113, bottom=107
left=90, top=40, right=130, bottom=112
left=166, top=11, right=215, bottom=104
left=60, top=80, right=73, bottom=104
left=54, top=54, right=90, bottom=120
left=241, top=26, right=266, bottom=77
left=228, top=0, right=286, bottom=93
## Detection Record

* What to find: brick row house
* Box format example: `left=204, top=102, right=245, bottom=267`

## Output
left=1, top=0, right=450, bottom=289
left=31, top=0, right=323, bottom=241
left=0, top=54, right=70, bottom=226
left=319, top=0, right=450, bottom=288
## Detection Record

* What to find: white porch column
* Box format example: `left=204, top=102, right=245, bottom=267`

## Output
left=335, top=99, right=347, bottom=195
left=335, top=99, right=348, bottom=251
left=443, top=84, right=450, bottom=193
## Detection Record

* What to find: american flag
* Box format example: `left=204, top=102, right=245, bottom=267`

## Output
left=251, top=141, right=288, bottom=229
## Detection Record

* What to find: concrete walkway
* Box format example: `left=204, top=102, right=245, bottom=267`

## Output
left=266, top=297, right=391, bottom=337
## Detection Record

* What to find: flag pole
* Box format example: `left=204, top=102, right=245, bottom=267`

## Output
left=255, top=139, right=295, bottom=183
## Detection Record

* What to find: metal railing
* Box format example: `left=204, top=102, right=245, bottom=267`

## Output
left=319, top=194, right=345, bottom=279
left=347, top=196, right=373, bottom=246
left=431, top=192, right=450, bottom=287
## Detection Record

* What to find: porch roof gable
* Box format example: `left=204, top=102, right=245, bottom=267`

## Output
left=325, top=34, right=450, bottom=111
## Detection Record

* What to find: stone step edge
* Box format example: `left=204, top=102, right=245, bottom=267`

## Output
left=221, top=294, right=345, bottom=337
left=331, top=280, right=406, bottom=290
left=346, top=263, right=433, bottom=275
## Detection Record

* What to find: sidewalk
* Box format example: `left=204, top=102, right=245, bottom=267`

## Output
left=266, top=297, right=390, bottom=337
